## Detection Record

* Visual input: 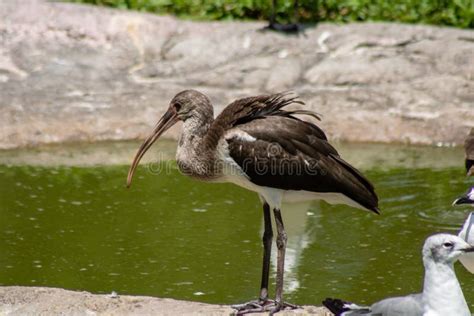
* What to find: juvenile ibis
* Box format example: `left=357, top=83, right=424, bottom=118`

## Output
left=465, top=128, right=474, bottom=177
left=127, top=90, right=379, bottom=314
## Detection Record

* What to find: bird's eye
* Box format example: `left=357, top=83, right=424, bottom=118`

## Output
left=443, top=242, right=454, bottom=248
left=174, top=103, right=181, bottom=112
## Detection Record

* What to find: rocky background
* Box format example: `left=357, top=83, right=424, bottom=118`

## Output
left=1, top=0, right=473, bottom=150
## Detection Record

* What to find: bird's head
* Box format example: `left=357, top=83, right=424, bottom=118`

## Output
left=422, top=233, right=474, bottom=265
left=452, top=186, right=474, bottom=206
left=126, top=89, right=212, bottom=187
left=170, top=90, right=213, bottom=121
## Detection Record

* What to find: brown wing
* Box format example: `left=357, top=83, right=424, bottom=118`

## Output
left=226, top=116, right=379, bottom=213
left=204, top=93, right=325, bottom=150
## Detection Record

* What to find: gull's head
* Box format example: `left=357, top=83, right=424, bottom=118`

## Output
left=452, top=186, right=474, bottom=206
left=422, top=233, right=474, bottom=264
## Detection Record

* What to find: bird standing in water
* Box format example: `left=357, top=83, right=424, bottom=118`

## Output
left=127, top=90, right=379, bottom=314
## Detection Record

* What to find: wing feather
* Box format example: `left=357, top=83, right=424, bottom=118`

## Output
left=205, top=92, right=325, bottom=150
left=226, top=117, right=379, bottom=213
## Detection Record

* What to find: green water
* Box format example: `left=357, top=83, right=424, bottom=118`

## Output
left=0, top=142, right=473, bottom=308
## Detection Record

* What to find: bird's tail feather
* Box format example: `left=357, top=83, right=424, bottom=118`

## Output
left=323, top=298, right=371, bottom=315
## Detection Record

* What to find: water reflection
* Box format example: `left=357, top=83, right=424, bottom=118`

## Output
left=269, top=201, right=316, bottom=294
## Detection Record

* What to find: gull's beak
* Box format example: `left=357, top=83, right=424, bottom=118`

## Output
left=461, top=246, right=474, bottom=253
left=453, top=196, right=474, bottom=206
left=127, top=107, right=179, bottom=187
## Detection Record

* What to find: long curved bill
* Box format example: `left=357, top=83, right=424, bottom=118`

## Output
left=127, top=108, right=178, bottom=187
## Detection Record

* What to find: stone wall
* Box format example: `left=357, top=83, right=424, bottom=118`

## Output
left=0, top=0, right=473, bottom=149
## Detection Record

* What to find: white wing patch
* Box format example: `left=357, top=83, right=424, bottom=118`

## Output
left=224, top=130, right=257, bottom=142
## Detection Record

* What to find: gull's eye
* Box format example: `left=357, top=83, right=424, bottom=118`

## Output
left=443, top=242, right=454, bottom=248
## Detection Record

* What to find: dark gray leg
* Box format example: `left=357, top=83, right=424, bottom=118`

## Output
left=232, top=202, right=274, bottom=314
left=272, top=208, right=287, bottom=311
left=233, top=206, right=298, bottom=315
left=268, top=208, right=298, bottom=315
left=259, top=202, right=273, bottom=301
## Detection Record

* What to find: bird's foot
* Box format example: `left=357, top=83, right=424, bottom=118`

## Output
left=232, top=299, right=298, bottom=315
left=232, top=298, right=272, bottom=315
left=267, top=301, right=299, bottom=315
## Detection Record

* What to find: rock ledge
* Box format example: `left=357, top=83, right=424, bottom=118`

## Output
left=0, top=286, right=330, bottom=315
left=0, top=0, right=473, bottom=149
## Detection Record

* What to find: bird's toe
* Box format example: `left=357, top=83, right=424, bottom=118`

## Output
left=232, top=298, right=276, bottom=314
left=265, top=301, right=299, bottom=315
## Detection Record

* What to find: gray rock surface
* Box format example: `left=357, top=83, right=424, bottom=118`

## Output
left=0, top=286, right=330, bottom=315
left=0, top=0, right=473, bottom=149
